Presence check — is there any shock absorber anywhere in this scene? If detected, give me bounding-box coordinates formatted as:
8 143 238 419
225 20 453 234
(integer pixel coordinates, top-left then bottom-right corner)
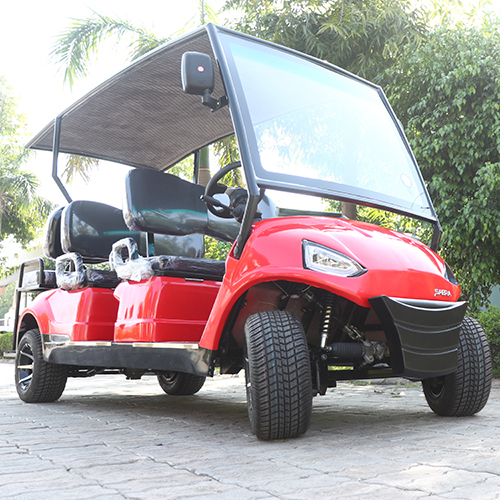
320 293 335 348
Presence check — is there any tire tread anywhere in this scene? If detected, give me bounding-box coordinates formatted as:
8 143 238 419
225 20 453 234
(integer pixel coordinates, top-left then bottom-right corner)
245 310 312 440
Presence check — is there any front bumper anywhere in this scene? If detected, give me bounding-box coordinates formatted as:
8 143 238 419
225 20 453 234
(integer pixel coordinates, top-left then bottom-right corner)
369 296 467 379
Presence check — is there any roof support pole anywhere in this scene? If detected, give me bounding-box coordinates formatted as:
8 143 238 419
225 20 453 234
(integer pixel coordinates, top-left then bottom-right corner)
52 116 72 203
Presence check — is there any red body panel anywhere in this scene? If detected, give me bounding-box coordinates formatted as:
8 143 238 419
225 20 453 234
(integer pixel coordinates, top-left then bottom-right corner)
113 277 221 343
21 288 118 341
199 217 461 351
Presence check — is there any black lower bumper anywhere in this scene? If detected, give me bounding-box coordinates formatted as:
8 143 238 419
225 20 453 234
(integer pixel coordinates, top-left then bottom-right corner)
369 296 467 379
42 335 215 377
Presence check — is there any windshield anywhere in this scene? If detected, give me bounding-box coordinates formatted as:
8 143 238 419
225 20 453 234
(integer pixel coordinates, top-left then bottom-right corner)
218 31 436 223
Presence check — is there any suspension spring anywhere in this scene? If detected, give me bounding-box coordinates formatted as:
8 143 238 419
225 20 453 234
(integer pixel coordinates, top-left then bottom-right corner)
320 293 335 348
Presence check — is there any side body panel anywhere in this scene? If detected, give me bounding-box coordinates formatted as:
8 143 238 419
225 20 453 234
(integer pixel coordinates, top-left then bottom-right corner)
113 277 221 343
19 288 118 341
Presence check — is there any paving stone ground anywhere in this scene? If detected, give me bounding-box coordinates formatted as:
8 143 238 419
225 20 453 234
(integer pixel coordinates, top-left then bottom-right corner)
1 359 499 499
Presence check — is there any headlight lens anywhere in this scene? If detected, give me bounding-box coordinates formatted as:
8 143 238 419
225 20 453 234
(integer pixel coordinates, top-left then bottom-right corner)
303 240 366 277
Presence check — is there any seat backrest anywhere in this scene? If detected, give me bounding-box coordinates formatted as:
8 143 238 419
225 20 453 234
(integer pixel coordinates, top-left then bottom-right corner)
60 200 204 263
43 206 65 259
123 168 240 242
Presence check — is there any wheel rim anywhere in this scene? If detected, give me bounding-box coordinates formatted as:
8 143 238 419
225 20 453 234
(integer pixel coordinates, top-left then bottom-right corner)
426 376 445 399
161 372 178 385
17 343 34 392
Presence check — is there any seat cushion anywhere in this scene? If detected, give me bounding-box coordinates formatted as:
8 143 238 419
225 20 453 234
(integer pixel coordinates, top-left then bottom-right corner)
84 269 122 289
152 256 226 281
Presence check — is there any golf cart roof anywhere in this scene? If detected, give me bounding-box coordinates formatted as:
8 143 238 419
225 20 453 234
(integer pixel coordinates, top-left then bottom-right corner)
27 27 233 170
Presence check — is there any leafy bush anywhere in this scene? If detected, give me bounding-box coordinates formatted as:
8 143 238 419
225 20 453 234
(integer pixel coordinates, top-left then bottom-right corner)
0 332 13 356
204 237 232 261
388 23 500 307
472 307 500 377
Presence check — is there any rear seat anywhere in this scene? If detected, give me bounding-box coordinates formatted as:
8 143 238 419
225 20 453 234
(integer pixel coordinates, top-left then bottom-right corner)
38 169 235 289
61 200 205 262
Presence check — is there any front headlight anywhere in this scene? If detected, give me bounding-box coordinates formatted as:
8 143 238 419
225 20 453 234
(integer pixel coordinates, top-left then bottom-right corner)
303 240 366 277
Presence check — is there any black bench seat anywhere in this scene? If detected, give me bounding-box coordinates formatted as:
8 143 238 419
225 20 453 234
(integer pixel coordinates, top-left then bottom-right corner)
110 237 225 282
152 256 226 281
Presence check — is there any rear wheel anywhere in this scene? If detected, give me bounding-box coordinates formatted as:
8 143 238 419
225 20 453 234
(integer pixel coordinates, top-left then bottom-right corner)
244 310 312 440
422 316 492 416
157 372 205 395
15 329 68 403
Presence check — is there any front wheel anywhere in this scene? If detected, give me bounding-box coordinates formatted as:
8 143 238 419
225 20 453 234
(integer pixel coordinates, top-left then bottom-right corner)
157 372 205 395
244 310 313 440
422 316 492 416
15 329 68 403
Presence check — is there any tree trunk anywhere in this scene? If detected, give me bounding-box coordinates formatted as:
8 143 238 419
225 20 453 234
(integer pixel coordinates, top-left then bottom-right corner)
342 202 357 220
198 146 211 186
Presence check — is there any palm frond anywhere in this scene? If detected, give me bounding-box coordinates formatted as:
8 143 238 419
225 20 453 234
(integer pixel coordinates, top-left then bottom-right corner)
62 155 100 184
50 12 164 87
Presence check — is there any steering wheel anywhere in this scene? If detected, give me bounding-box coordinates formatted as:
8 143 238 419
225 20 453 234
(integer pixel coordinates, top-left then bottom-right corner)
203 161 242 218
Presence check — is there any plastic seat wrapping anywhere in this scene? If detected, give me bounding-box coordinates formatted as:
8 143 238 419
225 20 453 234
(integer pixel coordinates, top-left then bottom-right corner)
56 253 122 290
152 255 226 281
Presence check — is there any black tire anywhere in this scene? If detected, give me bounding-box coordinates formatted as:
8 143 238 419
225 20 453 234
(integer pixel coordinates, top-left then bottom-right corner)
422 316 492 416
15 329 68 403
157 372 206 395
244 310 313 440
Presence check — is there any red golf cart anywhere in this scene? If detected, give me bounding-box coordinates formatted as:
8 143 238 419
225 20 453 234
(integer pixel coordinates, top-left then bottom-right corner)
14 24 491 440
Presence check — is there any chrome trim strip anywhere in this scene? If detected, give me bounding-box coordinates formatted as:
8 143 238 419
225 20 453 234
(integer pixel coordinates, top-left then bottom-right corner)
132 342 199 350
387 297 466 309
44 336 200 350
67 341 113 347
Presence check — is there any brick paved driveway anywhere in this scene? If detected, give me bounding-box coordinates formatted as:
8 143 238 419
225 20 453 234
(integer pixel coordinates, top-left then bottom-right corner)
1 360 499 499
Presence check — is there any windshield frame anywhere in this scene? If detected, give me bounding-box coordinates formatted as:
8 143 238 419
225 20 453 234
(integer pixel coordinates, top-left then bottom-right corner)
211 26 438 228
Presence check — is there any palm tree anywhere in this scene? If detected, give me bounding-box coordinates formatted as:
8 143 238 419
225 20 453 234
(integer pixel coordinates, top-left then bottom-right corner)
0 151 51 242
1 78 53 245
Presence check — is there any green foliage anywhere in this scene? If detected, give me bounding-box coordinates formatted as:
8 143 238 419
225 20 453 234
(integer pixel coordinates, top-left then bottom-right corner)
472 307 500 377
0 331 13 355
323 200 433 243
204 236 232 260
357 207 432 244
0 282 14 318
387 22 500 305
62 155 100 183
169 155 195 181
223 0 428 82
0 78 53 248
51 12 168 87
